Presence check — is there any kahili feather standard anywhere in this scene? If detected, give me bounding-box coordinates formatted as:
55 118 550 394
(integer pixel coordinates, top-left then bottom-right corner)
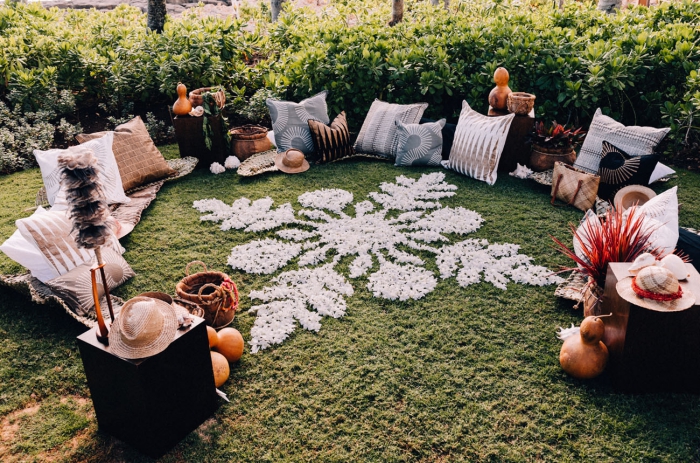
57 147 112 249
57 146 114 342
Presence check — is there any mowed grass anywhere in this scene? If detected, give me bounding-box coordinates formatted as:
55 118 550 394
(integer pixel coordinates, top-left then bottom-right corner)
1 145 700 462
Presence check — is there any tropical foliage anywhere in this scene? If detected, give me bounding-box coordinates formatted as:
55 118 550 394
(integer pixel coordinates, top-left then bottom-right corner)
1 0 700 172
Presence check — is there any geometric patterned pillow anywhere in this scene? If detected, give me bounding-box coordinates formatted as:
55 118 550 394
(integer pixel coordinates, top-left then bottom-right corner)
15 209 122 281
76 116 176 192
45 247 135 317
307 111 354 163
447 100 515 185
597 141 659 201
394 119 445 167
353 99 428 159
33 132 130 207
267 91 329 156
573 108 670 174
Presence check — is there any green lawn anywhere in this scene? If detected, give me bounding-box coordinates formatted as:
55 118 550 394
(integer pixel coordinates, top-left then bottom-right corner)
1 146 700 462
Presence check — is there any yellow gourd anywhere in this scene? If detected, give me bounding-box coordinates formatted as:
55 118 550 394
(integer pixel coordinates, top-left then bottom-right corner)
173 83 193 116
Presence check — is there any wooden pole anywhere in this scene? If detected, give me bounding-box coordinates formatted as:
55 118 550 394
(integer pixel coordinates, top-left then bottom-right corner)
91 247 112 344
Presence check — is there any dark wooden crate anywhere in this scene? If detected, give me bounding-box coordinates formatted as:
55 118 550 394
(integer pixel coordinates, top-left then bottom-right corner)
77 317 219 458
599 263 700 393
488 106 535 173
172 114 227 166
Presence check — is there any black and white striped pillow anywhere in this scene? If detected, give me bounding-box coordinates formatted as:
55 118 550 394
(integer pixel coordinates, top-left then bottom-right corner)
573 108 669 174
308 111 354 163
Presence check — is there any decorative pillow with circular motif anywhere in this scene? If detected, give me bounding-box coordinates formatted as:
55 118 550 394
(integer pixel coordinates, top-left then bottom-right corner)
597 141 659 201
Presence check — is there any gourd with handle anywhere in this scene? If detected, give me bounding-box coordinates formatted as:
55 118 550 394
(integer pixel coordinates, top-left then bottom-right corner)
488 67 512 111
173 82 193 116
559 315 609 379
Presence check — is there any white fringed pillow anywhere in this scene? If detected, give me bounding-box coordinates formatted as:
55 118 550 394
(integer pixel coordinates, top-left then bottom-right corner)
34 132 129 208
447 101 515 185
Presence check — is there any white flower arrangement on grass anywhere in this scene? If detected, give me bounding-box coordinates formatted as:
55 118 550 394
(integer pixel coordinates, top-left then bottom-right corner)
194 172 563 353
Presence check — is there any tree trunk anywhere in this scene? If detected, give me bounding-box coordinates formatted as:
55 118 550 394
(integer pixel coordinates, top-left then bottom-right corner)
389 0 403 26
271 0 285 22
147 0 167 33
597 0 622 13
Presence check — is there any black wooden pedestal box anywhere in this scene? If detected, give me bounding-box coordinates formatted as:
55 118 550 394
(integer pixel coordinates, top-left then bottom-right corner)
77 317 218 458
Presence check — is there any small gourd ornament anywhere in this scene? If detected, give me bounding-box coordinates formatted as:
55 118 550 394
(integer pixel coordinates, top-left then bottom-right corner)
559 315 609 379
488 67 512 111
172 82 193 116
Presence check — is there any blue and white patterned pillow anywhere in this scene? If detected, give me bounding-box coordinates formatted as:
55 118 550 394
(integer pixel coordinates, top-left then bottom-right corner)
394 119 445 167
354 100 428 159
266 91 329 155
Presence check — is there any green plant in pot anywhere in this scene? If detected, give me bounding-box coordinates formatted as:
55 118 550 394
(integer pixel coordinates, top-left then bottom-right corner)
528 121 586 172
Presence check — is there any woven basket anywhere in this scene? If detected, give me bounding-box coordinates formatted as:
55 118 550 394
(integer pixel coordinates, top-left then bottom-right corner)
230 125 272 161
175 261 238 329
188 87 226 109
237 149 279 177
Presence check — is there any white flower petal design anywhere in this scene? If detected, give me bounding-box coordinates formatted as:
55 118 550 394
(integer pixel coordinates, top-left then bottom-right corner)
194 173 563 352
298 189 354 214
227 238 302 275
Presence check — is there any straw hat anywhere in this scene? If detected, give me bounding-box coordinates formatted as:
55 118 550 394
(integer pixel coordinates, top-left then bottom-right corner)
275 149 310 174
614 185 656 211
109 296 178 359
616 265 695 312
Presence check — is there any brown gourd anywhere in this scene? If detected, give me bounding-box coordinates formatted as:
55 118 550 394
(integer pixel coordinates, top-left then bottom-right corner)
488 67 512 111
559 316 609 379
173 82 193 116
211 351 230 387
214 327 244 363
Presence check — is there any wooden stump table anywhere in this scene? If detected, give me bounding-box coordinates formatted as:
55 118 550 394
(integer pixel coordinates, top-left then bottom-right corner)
488 106 535 173
172 113 227 167
597 263 700 393
77 317 219 458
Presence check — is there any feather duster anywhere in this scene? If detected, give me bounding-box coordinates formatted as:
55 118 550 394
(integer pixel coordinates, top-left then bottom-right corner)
57 147 112 250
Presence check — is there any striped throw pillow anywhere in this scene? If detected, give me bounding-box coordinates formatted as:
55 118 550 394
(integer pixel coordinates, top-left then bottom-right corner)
573 108 670 174
447 101 515 185
353 100 428 159
308 111 354 163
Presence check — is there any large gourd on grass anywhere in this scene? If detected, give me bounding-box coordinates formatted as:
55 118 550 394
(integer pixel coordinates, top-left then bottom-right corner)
215 328 244 363
560 316 609 379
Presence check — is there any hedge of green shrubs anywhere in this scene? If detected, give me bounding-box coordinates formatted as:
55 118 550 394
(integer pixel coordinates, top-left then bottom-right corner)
0 0 699 173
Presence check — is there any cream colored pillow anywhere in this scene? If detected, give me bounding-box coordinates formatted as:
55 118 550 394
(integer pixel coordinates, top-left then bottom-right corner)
447 101 515 185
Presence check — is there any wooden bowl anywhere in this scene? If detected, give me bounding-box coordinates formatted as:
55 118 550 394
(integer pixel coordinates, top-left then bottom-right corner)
507 92 536 116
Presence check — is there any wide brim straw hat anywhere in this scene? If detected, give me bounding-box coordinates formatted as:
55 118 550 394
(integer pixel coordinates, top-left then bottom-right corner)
275 148 310 174
109 296 179 359
237 149 279 177
616 266 695 312
614 185 656 211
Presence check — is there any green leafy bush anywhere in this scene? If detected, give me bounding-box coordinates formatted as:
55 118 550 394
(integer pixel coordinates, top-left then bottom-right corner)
0 0 699 173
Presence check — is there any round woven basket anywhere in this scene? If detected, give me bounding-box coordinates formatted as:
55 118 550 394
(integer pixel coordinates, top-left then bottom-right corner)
230 125 272 161
175 261 238 328
188 87 226 109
